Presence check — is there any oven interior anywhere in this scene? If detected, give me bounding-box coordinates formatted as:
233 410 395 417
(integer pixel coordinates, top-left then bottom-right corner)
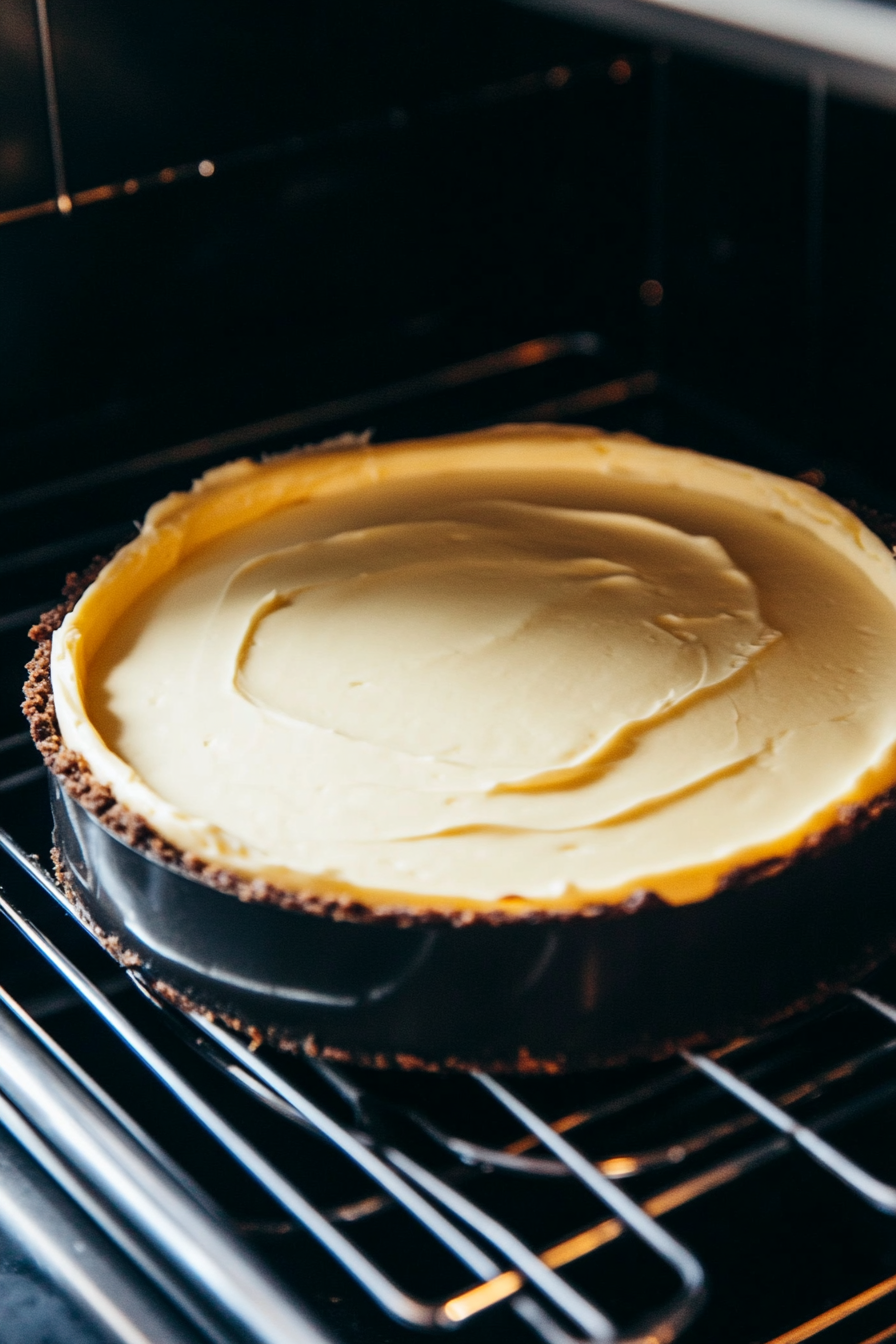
3 2 896 1341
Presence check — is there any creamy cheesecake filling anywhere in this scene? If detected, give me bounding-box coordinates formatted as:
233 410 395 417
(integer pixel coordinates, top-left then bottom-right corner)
51 426 896 911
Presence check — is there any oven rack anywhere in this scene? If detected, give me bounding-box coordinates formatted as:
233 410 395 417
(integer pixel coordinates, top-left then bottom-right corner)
5 850 896 1344
0 37 611 232
2 340 896 1344
7 771 896 1344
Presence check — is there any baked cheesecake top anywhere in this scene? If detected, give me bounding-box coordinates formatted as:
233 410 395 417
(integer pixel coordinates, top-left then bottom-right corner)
51 424 896 914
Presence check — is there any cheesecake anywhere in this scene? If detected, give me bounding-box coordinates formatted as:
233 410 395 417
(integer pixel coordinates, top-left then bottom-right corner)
37 424 896 923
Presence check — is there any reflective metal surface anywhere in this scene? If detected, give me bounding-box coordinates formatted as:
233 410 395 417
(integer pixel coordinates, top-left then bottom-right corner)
50 769 896 1069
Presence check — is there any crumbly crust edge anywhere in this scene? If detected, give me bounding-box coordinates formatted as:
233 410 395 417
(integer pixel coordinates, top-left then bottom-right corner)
48 841 852 1072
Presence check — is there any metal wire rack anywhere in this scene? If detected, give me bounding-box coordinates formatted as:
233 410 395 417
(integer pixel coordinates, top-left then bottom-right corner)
2 339 896 1344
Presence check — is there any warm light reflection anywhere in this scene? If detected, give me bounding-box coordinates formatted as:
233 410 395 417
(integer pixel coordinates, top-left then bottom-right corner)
513 339 551 367
0 199 56 226
504 1106 593 1154
441 1145 764 1323
74 184 116 205
599 1156 639 1177
541 1219 622 1268
640 278 664 306
859 1325 896 1344
762 1274 896 1344
442 1271 523 1323
546 65 571 88
3 57 607 232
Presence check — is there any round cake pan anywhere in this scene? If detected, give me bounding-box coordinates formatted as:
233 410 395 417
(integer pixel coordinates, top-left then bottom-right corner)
49 771 896 1072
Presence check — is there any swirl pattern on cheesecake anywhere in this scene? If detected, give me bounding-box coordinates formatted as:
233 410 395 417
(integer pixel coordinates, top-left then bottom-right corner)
51 426 896 911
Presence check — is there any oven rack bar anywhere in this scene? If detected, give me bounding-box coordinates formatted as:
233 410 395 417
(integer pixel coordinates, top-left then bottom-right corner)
145 968 896 1320
2 333 850 586
4 825 896 1339
32 0 68 215
0 346 879 613
306 1011 896 1190
174 996 709 1339
762 1272 896 1344
4 826 896 1341
0 977 331 1344
0 51 611 231
163 969 896 1326
0 1114 206 1344
0 836 707 1344
0 331 604 518
680 1048 896 1214
0 844 508 1336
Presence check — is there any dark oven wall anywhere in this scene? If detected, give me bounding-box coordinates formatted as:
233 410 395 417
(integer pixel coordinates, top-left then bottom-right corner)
1 0 895 497
0 0 649 490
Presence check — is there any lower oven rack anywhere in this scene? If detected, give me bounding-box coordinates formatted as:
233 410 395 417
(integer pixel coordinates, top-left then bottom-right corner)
1 340 896 1344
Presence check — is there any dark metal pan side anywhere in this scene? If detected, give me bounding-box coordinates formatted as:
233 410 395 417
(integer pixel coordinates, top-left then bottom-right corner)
49 773 896 1072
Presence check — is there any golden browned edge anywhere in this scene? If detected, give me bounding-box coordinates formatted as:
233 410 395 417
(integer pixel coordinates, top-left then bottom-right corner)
22 507 896 931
